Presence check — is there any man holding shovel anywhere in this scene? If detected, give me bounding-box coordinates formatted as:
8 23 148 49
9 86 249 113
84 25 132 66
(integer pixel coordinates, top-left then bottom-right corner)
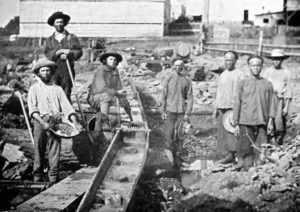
45 11 83 102
28 58 82 184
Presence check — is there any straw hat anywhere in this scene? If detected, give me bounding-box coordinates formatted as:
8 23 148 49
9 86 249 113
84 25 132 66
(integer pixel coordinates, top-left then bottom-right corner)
222 110 235 134
32 58 57 74
47 11 70 26
266 49 289 60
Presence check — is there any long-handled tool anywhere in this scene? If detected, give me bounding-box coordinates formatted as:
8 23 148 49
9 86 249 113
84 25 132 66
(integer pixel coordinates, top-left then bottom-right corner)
66 58 95 145
16 91 34 146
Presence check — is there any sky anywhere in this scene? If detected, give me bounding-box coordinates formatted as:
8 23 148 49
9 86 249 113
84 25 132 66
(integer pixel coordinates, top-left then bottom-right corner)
0 0 19 27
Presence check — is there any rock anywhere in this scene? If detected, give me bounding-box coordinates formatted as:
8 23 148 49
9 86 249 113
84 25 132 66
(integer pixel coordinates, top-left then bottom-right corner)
260 191 280 202
2 143 27 162
119 176 129 183
123 146 138 154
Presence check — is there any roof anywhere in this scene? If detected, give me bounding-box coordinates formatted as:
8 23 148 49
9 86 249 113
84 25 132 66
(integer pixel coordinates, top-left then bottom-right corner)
255 11 283 16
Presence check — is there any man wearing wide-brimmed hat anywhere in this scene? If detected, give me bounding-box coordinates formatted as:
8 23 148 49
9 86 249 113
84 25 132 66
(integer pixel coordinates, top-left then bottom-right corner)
28 58 82 184
87 51 129 131
44 11 83 102
262 49 292 145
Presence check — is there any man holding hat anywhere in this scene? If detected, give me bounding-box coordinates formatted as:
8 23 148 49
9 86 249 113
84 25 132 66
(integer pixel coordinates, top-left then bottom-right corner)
262 49 292 145
233 55 275 170
214 50 245 164
28 58 82 184
88 51 129 131
45 11 83 102
161 59 194 168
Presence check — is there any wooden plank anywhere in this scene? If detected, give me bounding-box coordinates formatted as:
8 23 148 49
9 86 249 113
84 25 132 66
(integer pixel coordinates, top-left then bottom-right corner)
17 167 98 211
76 130 122 212
206 42 300 49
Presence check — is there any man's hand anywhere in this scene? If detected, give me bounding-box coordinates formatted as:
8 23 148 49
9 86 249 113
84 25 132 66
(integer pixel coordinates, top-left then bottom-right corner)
41 121 50 131
267 122 274 135
161 112 167 120
234 125 240 137
74 122 83 132
282 106 288 117
213 108 219 119
60 54 68 60
183 114 190 122
117 89 127 96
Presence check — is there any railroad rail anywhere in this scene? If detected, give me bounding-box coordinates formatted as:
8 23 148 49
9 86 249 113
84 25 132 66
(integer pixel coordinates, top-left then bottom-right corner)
17 79 150 211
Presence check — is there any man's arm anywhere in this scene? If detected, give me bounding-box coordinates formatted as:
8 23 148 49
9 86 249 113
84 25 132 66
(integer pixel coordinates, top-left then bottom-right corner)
233 80 243 126
69 35 83 61
184 80 194 120
44 37 60 61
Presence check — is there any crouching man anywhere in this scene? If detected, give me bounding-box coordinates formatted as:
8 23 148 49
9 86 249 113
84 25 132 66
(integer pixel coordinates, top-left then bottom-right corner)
88 51 130 131
233 56 275 170
28 58 82 183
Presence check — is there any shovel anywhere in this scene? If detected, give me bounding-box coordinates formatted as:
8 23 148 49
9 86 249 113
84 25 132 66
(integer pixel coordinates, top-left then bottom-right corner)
66 58 95 145
16 91 34 146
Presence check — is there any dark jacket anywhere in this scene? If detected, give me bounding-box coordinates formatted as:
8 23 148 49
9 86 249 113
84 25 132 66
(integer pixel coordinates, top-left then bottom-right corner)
44 30 82 75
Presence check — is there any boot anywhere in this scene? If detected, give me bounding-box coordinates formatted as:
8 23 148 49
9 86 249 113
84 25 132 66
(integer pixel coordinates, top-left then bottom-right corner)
230 155 243 171
216 152 235 164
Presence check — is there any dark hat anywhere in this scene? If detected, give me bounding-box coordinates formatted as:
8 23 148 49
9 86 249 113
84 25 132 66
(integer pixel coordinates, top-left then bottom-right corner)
32 58 57 74
99 51 123 64
266 49 289 60
47 11 70 26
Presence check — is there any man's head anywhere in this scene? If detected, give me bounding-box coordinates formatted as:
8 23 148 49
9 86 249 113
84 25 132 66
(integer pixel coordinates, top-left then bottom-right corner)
224 50 238 71
173 59 185 75
32 58 57 83
47 12 70 32
248 55 264 77
99 52 123 67
267 49 289 69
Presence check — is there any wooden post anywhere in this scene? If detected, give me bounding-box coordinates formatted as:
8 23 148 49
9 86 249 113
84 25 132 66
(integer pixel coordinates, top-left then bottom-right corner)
258 30 264 56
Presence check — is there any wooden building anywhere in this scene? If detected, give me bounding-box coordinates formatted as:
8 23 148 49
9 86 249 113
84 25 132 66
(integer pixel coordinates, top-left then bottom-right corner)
19 0 171 38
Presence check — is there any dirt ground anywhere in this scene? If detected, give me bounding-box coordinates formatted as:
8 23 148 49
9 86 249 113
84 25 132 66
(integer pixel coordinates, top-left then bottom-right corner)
1 36 300 211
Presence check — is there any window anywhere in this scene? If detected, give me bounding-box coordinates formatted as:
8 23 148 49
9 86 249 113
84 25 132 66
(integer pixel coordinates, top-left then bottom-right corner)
263 18 269 23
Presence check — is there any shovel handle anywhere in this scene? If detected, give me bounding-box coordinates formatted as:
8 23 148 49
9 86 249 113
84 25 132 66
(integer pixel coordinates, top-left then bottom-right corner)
16 91 35 146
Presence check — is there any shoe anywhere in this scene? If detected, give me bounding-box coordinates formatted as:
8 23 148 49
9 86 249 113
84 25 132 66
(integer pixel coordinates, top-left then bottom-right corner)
164 149 174 165
216 153 234 164
230 156 243 171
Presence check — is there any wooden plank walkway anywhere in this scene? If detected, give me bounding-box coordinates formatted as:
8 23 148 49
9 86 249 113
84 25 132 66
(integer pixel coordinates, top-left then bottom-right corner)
17 167 97 211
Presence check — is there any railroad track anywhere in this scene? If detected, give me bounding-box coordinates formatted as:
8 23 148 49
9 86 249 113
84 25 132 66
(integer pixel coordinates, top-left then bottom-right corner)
17 79 150 211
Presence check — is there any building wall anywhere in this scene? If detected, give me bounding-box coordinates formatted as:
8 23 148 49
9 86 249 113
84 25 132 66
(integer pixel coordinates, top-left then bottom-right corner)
254 13 284 26
20 0 169 37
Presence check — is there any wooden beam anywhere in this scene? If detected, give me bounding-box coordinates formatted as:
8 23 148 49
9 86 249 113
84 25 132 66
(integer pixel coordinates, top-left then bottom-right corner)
76 130 122 212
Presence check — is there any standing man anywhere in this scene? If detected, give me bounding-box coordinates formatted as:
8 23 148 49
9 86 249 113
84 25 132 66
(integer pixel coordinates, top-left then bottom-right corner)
45 11 83 102
87 51 129 132
233 56 275 170
161 59 194 168
28 58 82 184
214 51 244 164
262 49 292 145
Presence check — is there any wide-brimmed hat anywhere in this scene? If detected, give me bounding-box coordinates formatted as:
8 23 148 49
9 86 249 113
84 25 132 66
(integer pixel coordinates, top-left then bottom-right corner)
99 51 123 64
266 49 289 60
222 110 235 134
32 58 57 74
47 11 70 26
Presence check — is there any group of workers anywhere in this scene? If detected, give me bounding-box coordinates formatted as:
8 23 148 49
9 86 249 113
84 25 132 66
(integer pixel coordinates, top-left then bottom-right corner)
25 11 292 185
215 49 292 170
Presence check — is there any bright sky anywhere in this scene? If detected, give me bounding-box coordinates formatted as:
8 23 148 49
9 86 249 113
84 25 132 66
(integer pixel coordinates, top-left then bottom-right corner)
0 0 19 27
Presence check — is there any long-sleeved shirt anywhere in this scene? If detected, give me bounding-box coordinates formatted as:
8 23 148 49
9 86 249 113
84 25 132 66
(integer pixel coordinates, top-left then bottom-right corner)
28 81 75 120
89 65 122 96
233 77 275 126
44 30 82 75
262 66 292 99
161 71 193 115
215 69 245 109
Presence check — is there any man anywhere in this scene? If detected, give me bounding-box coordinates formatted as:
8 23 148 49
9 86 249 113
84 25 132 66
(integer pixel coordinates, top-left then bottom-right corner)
262 49 292 145
214 51 244 164
28 58 82 183
161 59 193 168
233 55 275 170
45 11 83 102
88 51 129 131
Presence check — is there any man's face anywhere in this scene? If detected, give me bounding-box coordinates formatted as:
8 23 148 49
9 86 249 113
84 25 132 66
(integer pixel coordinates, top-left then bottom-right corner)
54 18 65 33
224 52 236 71
106 56 117 67
38 67 52 83
173 60 184 74
248 58 263 77
272 58 283 69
